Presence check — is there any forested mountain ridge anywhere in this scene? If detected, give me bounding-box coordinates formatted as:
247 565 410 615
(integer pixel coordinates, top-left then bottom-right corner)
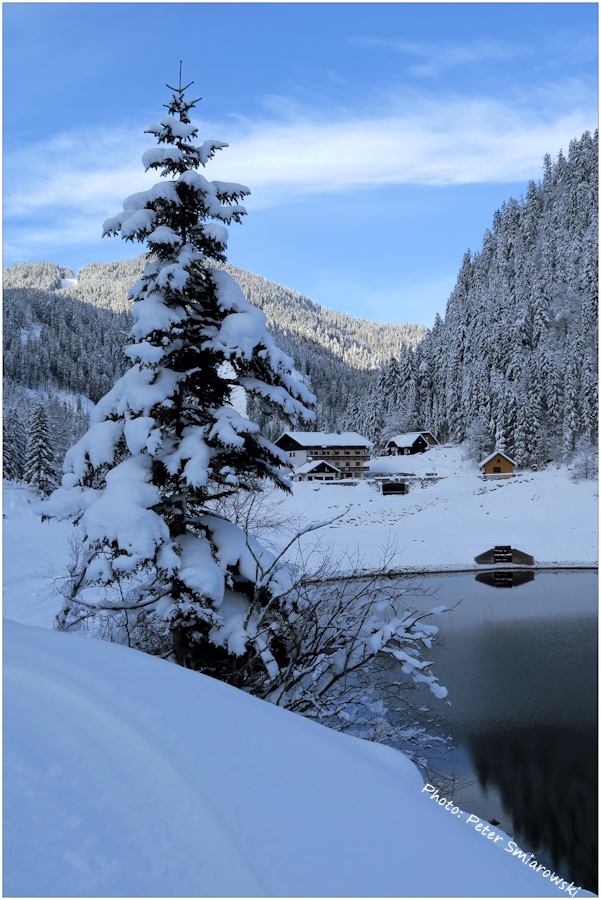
3 256 427 442
213 263 427 369
3 255 426 367
345 130 598 467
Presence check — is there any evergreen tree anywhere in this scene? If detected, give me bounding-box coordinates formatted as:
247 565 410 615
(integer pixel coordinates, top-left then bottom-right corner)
562 335 580 462
24 401 58 495
47 73 316 680
3 408 26 482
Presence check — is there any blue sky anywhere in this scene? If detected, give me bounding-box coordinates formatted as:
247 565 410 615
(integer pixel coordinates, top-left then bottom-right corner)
3 3 598 326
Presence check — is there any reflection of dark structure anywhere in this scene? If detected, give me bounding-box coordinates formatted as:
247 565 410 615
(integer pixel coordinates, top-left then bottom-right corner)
468 727 597 893
475 570 535 588
475 546 535 565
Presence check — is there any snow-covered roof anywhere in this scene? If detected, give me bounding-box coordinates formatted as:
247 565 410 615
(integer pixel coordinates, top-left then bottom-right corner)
295 460 341 475
386 433 428 448
479 450 516 468
279 432 372 448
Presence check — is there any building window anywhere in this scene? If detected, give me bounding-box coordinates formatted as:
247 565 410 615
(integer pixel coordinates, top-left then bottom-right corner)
493 466 501 473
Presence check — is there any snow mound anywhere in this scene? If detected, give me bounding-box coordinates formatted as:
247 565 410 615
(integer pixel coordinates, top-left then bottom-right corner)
368 445 477 477
4 620 581 897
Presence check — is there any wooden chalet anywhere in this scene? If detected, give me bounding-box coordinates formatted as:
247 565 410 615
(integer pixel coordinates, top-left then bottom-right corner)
480 451 516 477
275 432 372 480
385 433 429 456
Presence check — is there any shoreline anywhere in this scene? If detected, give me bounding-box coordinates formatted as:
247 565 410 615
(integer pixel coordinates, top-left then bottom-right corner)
305 561 598 583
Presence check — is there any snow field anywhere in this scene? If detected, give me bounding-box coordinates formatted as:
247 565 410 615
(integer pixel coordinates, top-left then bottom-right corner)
276 460 597 574
2 486 74 628
6 618 591 897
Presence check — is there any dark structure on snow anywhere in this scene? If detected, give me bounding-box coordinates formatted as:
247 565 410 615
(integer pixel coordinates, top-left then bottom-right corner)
475 546 535 566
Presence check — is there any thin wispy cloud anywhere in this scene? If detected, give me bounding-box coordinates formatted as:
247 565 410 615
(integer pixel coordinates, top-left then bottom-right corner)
4 89 597 260
350 37 528 76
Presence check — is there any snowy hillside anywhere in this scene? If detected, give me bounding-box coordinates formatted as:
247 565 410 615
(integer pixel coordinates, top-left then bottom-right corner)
4 614 588 896
352 131 598 466
273 463 598 575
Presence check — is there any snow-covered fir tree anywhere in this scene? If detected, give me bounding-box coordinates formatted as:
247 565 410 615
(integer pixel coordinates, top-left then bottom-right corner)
24 401 59 495
41 78 451 746
47 74 318 678
3 407 26 482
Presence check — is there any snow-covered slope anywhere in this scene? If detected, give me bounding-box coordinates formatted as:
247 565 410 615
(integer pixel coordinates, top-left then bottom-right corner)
2 485 74 627
5 617 586 898
276 465 598 573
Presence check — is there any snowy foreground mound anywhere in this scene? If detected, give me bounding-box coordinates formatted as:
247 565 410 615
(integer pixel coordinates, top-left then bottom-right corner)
4 621 586 898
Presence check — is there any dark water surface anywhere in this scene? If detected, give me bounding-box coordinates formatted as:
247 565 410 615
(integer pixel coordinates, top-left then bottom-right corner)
393 570 598 894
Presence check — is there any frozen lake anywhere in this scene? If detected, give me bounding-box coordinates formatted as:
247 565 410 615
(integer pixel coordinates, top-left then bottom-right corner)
388 570 598 894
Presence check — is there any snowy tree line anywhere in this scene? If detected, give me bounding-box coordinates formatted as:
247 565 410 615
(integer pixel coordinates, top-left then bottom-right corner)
344 131 598 466
3 282 125 492
3 380 90 491
3 261 74 292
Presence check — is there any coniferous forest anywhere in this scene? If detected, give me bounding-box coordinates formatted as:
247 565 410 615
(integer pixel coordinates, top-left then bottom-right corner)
347 131 598 465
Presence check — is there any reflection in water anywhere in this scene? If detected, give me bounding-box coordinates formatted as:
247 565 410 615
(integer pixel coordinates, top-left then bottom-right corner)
475 570 535 588
384 570 597 894
469 727 598 893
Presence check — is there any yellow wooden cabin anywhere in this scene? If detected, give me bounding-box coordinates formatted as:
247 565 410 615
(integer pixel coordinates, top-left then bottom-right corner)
480 450 516 476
